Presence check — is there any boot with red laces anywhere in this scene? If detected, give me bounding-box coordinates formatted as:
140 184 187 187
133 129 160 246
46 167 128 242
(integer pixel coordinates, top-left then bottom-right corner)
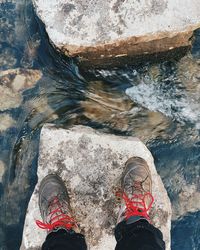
36 174 77 232
116 157 154 224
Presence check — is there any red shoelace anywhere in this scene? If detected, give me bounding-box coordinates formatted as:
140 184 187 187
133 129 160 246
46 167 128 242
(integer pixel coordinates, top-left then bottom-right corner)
116 190 154 221
36 197 76 231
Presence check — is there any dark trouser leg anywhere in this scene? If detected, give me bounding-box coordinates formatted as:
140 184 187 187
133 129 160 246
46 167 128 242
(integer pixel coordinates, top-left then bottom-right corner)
115 219 165 250
42 229 87 250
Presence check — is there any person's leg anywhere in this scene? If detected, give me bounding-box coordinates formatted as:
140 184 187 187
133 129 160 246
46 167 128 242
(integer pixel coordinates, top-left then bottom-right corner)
115 219 165 250
35 174 87 250
115 157 165 250
42 229 87 250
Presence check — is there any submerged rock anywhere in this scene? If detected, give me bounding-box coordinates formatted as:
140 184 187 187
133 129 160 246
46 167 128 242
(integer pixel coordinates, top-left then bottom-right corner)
0 68 42 92
0 47 17 69
0 85 22 111
171 173 200 220
33 0 200 67
81 80 171 139
0 68 42 111
0 113 16 132
81 80 134 131
0 160 5 183
178 54 200 93
21 125 171 250
27 96 58 129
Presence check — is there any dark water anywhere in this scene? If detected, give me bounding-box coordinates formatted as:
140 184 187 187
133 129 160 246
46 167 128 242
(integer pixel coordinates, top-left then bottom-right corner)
0 1 200 249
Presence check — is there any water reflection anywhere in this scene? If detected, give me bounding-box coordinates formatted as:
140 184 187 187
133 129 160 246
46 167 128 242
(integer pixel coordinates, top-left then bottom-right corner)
0 0 200 249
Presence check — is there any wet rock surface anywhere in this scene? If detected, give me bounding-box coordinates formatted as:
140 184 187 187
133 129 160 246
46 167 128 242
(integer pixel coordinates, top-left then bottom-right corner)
33 0 200 67
21 125 171 250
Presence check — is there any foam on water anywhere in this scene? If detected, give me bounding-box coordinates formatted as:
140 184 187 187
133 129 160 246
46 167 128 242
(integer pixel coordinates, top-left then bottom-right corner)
126 79 200 128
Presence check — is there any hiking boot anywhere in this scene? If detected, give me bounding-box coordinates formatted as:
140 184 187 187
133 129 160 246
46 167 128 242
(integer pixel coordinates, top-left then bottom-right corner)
116 157 154 224
36 174 77 232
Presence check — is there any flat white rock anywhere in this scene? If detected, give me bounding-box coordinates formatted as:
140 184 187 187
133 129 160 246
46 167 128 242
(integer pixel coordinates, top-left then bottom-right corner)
32 0 200 67
21 125 171 250
33 0 200 46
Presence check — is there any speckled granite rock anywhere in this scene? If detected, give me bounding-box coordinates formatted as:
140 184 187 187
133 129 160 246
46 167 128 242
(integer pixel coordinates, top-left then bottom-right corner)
33 0 200 67
21 125 171 250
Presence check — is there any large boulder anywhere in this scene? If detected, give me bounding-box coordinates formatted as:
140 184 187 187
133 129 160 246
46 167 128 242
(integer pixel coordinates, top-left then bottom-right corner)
20 125 171 250
33 0 200 67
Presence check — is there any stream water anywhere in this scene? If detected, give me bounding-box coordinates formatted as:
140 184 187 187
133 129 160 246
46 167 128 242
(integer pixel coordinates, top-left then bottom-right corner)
0 1 200 249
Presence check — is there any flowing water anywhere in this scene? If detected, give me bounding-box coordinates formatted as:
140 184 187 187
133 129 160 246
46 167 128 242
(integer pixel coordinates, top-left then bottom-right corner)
0 1 200 249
